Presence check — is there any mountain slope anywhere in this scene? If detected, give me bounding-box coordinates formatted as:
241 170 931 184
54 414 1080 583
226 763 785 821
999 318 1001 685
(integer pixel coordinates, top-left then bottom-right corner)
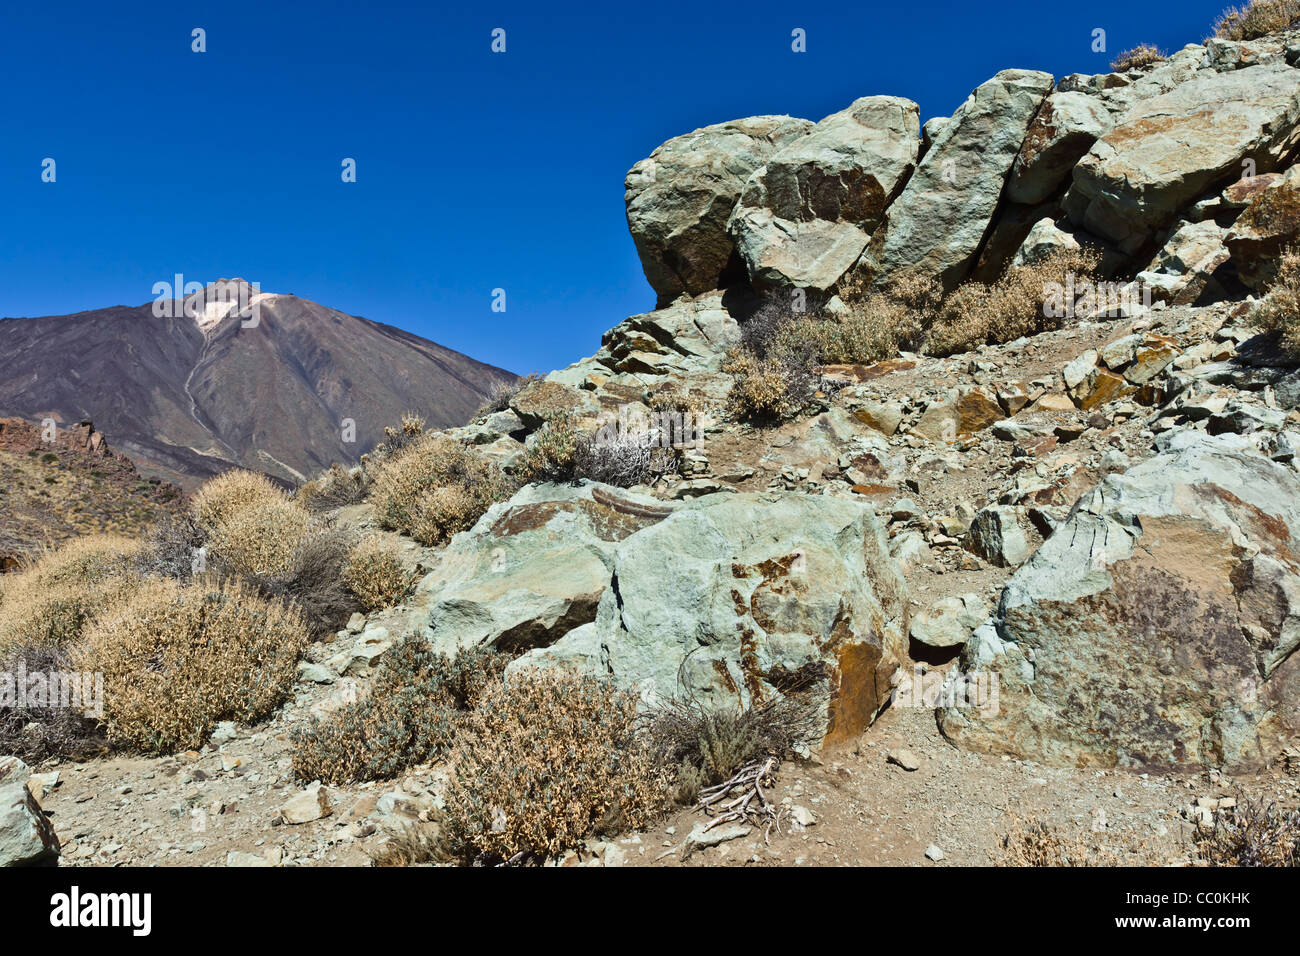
0 280 515 486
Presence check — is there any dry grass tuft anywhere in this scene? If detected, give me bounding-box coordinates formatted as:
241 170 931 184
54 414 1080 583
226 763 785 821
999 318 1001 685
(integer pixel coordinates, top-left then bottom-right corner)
206 496 311 577
290 639 504 785
924 247 1101 356
190 470 287 535
1194 800 1300 866
441 670 669 864
370 432 510 546
1259 245 1300 354
343 536 412 611
370 822 449 866
75 576 307 753
1214 0 1300 39
643 687 823 804
1110 44 1166 71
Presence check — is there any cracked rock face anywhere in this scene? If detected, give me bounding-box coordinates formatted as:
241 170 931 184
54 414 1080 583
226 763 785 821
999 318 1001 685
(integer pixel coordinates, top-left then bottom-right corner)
625 116 814 303
512 492 909 747
940 433 1300 772
727 96 919 294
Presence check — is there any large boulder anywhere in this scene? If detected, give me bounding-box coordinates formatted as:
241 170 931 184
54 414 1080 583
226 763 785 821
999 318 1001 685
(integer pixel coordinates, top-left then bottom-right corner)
0 757 59 867
1006 90 1113 205
513 492 909 747
625 116 813 302
727 96 919 293
1065 62 1300 255
856 70 1054 291
1225 163 1300 290
940 433 1300 771
418 482 674 656
1134 219 1232 304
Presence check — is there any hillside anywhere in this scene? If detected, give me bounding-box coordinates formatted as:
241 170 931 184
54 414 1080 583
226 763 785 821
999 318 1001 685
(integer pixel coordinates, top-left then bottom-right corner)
0 280 516 488
8 8 1300 877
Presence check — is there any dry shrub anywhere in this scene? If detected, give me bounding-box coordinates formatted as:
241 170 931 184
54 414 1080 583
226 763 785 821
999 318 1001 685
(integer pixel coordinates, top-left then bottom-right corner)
298 464 368 513
343 537 412 611
644 683 822 804
1259 244 1300 354
370 822 448 867
1194 801 1300 866
925 247 1101 356
368 412 428 463
725 276 941 424
997 817 1142 866
476 373 540 417
518 415 579 483
0 535 143 653
291 640 504 784
254 520 359 638
1215 0 1300 39
191 469 286 535
571 430 657 487
370 432 510 545
441 670 669 864
134 514 206 580
1110 44 1166 71
722 348 816 424
75 576 307 752
207 496 311 577
0 641 108 762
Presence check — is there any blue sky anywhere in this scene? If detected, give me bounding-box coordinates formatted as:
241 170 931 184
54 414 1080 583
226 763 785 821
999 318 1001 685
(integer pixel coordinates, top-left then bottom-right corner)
0 0 1227 375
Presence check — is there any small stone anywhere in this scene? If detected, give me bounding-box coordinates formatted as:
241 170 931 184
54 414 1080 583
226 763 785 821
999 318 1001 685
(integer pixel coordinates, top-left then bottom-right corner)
887 748 922 772
925 844 944 862
790 806 817 827
280 783 332 825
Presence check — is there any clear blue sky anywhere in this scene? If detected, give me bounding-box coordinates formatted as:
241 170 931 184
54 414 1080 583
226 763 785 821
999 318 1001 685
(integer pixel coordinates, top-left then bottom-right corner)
0 0 1226 375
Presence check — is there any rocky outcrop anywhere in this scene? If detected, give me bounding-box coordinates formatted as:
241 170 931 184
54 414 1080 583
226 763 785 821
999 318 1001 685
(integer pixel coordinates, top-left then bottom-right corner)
940 434 1300 771
1134 219 1232 304
512 492 909 746
1225 163 1300 289
1065 62 1300 255
727 96 919 293
856 70 1054 291
1007 91 1112 205
0 757 60 867
548 291 744 392
419 482 672 655
625 117 813 302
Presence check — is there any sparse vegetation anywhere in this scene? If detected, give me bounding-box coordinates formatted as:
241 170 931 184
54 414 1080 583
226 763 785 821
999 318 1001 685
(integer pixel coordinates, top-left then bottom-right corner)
1259 244 1300 354
476 373 540 417
441 670 668 864
298 463 369 513
343 536 412 611
290 639 505 785
1214 0 1300 39
75 576 307 753
370 432 510 545
924 248 1102 356
1110 44 1166 71
644 684 822 804
1194 800 1300 866
996 817 1132 866
0 641 108 761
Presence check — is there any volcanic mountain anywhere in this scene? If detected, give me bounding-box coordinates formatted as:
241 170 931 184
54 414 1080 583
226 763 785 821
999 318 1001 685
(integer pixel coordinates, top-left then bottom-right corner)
0 280 515 487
